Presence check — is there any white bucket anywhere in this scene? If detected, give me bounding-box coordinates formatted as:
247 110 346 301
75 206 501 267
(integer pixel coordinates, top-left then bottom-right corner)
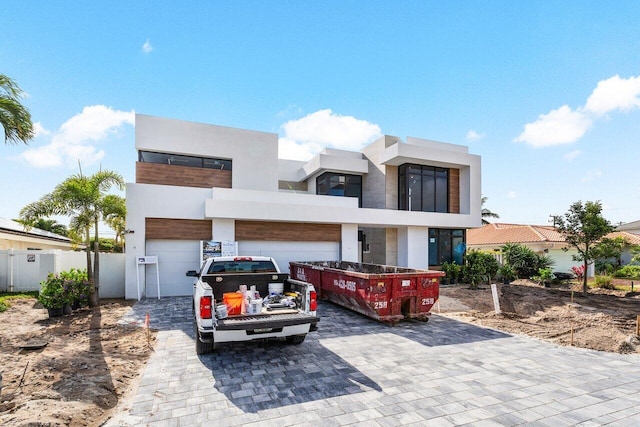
268 283 284 295
250 298 263 314
216 303 228 319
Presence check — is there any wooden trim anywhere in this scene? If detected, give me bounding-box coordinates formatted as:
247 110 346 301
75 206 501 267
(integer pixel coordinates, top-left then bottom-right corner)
449 168 460 214
236 221 341 242
146 218 212 240
136 162 231 189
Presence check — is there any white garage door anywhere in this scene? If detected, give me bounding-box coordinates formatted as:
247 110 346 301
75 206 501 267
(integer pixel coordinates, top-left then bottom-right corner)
145 240 201 297
238 241 340 274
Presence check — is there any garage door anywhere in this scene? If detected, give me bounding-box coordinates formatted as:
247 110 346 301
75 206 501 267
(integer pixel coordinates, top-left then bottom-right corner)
144 240 201 297
238 241 340 274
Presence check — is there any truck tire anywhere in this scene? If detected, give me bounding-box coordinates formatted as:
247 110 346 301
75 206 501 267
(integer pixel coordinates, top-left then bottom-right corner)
194 322 214 355
286 334 306 345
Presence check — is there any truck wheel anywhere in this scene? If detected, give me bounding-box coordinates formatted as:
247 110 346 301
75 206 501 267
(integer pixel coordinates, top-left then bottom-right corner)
286 334 306 345
194 322 214 355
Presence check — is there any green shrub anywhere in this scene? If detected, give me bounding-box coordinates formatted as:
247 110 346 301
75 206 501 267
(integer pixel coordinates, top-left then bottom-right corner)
500 243 554 279
498 264 516 283
462 250 500 289
38 268 90 309
613 265 640 279
532 268 555 287
441 261 461 284
0 301 8 313
594 275 615 290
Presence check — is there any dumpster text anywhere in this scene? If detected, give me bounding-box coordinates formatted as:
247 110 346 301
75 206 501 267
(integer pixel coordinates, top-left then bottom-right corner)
333 279 356 292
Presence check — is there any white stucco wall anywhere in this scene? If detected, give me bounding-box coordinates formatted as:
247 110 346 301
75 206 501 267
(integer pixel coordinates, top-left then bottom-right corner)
136 114 279 192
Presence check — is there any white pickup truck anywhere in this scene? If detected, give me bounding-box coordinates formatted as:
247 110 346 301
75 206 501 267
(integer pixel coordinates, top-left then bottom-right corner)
187 256 319 354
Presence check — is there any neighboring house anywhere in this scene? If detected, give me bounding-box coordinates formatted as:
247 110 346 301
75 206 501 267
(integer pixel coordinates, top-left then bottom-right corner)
0 217 76 251
125 114 482 299
617 220 640 235
467 223 640 276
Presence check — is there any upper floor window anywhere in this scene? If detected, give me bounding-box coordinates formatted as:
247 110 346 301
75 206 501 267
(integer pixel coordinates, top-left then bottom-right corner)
139 151 232 171
398 164 448 212
316 172 362 207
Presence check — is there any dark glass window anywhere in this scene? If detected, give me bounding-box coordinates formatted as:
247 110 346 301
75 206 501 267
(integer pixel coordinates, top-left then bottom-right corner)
429 229 466 266
139 151 232 171
316 172 362 207
398 164 448 213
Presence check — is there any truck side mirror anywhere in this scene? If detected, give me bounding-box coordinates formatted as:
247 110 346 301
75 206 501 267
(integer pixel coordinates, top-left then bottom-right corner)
186 270 198 277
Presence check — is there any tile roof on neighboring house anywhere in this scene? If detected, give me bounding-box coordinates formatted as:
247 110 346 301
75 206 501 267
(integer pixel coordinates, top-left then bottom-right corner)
0 217 71 243
468 223 565 245
607 231 640 246
468 223 640 246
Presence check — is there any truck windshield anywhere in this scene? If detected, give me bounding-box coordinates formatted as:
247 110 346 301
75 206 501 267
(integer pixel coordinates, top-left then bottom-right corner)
207 260 278 274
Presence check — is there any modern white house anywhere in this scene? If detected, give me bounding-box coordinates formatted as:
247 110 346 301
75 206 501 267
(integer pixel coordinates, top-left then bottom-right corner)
125 114 482 299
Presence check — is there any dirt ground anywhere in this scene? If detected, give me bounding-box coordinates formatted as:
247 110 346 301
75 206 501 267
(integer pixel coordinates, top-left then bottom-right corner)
1 282 639 426
0 298 156 427
438 279 640 354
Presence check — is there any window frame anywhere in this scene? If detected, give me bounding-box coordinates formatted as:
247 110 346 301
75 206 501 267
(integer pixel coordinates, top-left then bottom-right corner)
316 172 362 207
398 163 449 213
139 151 232 171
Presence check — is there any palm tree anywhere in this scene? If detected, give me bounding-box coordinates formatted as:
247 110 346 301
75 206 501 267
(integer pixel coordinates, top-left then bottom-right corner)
102 194 126 252
20 169 125 306
0 74 34 144
15 217 68 236
481 196 500 225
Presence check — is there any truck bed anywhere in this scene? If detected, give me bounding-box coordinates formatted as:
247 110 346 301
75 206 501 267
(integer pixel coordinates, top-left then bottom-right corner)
216 311 319 331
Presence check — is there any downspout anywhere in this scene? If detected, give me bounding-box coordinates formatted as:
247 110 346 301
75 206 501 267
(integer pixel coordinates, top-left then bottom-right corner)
9 249 15 292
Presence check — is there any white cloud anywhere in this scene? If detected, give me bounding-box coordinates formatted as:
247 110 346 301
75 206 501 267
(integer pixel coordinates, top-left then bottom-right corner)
21 105 134 168
32 122 50 137
563 150 582 162
584 75 640 116
514 105 592 147
465 130 484 142
507 191 517 199
515 74 640 148
581 169 602 182
142 39 153 53
279 109 382 160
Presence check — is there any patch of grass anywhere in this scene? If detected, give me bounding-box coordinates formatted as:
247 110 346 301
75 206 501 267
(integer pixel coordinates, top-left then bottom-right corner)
0 291 39 312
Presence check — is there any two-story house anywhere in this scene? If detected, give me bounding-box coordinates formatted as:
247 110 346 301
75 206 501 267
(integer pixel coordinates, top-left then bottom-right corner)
125 114 482 299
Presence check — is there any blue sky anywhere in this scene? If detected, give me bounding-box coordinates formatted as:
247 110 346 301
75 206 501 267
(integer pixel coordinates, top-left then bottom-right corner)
2 1 639 235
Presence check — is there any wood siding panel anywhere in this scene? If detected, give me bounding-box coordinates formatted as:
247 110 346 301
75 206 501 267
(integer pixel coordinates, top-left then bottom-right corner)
136 162 231 189
449 168 460 214
236 221 341 242
146 218 212 240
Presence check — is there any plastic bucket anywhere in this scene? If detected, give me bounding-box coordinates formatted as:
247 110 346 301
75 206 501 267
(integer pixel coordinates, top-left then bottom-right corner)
216 303 228 319
268 283 284 295
223 292 243 315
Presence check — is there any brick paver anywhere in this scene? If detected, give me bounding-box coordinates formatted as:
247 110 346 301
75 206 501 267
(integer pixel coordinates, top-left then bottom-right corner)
107 297 640 426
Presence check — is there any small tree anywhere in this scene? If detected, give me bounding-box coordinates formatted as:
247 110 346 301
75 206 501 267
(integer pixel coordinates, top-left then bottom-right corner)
462 250 500 289
556 201 614 294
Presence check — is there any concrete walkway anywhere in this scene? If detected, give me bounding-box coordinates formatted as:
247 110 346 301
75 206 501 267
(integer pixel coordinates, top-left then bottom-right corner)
106 297 640 426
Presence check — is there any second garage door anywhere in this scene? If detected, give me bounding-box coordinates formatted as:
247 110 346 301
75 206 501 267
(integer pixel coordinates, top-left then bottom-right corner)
238 241 340 274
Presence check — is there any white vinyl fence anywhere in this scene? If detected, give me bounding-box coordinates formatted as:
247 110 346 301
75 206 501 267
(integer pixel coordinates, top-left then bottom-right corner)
0 249 125 298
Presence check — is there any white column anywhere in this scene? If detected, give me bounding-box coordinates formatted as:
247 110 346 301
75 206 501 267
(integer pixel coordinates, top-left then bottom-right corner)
341 223 359 262
211 219 236 242
397 226 429 269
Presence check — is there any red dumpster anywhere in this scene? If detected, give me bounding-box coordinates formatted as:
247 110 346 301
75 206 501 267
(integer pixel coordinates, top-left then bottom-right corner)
290 261 443 324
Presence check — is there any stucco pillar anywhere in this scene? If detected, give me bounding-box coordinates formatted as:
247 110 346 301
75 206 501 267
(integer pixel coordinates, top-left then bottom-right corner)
341 223 358 262
397 226 429 269
211 219 236 243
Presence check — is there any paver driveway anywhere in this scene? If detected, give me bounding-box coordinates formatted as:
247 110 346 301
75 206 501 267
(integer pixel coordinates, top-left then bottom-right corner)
107 297 640 426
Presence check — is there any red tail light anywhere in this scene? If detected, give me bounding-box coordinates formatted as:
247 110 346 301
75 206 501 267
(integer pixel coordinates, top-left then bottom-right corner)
309 290 317 311
200 296 212 319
